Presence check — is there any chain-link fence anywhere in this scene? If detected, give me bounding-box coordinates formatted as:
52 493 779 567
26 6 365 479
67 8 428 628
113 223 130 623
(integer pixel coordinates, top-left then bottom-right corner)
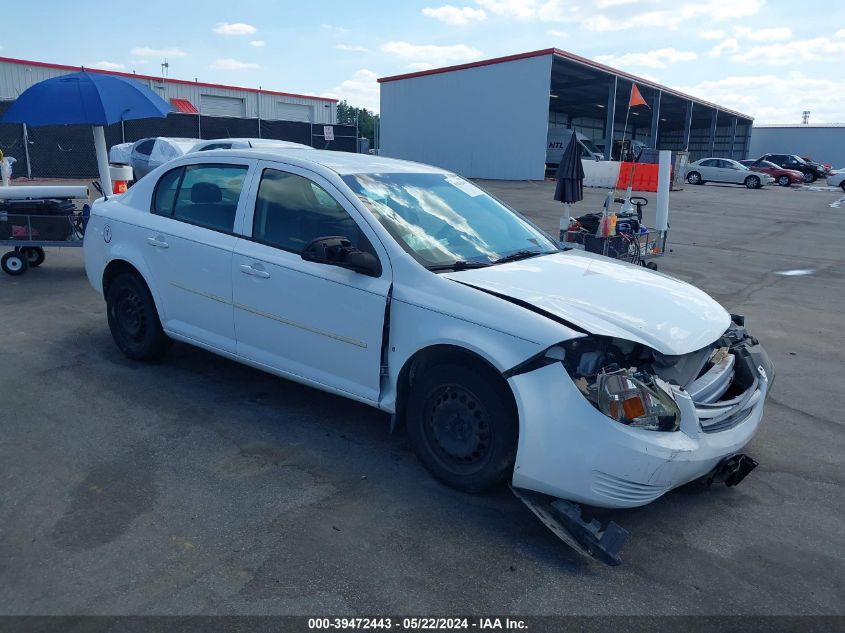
0 103 358 180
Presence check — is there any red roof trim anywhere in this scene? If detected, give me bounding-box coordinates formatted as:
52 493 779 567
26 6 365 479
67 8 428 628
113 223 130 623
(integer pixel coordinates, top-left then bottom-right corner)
170 97 198 114
0 56 337 103
378 47 752 121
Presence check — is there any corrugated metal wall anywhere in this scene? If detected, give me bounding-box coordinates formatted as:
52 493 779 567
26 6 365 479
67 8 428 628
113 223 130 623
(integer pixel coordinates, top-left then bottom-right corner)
380 54 553 180
749 126 845 167
0 60 336 124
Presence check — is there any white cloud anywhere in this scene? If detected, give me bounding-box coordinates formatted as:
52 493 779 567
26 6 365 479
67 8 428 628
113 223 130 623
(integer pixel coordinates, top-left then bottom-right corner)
407 62 437 71
130 46 187 58
734 26 792 41
475 0 537 20
677 73 845 123
90 61 125 70
212 22 257 36
730 37 845 64
582 0 766 31
320 23 349 34
548 29 567 37
595 47 696 69
708 38 740 57
336 44 369 52
324 69 379 112
423 5 487 25
835 29 845 38
209 58 259 70
381 41 483 66
249 40 265 47
700 29 726 40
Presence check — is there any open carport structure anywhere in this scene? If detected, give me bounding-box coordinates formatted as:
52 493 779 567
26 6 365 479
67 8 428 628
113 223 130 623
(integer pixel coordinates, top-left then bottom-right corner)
379 48 753 180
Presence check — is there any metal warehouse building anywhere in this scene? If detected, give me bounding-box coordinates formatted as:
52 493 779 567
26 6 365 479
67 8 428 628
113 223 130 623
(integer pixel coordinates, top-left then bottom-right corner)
378 48 754 180
0 56 337 124
748 124 845 168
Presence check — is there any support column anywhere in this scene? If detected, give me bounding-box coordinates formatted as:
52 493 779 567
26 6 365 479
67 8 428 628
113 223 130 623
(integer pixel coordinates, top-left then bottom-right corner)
729 117 738 159
744 123 752 160
683 101 693 151
709 109 719 156
649 89 662 149
603 76 617 161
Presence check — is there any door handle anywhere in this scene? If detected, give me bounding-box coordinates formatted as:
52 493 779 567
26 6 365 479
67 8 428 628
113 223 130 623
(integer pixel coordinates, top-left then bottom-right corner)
240 263 270 279
146 236 169 249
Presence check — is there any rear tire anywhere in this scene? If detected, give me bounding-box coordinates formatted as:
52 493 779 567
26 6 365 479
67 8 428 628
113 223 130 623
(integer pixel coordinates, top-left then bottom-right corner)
840 181 845 193
106 273 172 361
777 175 790 187
406 362 518 493
686 171 702 185
745 175 761 189
1 250 28 276
20 247 45 267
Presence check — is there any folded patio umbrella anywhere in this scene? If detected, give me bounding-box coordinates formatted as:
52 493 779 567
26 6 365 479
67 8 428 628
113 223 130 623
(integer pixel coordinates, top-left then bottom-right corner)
2 71 172 194
553 134 585 239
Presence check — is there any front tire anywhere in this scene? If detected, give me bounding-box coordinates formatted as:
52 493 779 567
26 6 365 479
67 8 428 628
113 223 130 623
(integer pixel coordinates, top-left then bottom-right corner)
777 175 790 187
686 171 702 185
106 273 171 361
803 172 816 183
745 175 761 189
406 363 518 493
840 181 845 193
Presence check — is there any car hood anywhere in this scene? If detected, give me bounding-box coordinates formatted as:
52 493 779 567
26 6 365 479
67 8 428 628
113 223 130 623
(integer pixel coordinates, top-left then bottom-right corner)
443 250 731 356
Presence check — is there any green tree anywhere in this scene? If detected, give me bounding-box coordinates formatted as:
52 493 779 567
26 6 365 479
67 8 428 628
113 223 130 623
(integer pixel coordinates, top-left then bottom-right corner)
336 100 379 146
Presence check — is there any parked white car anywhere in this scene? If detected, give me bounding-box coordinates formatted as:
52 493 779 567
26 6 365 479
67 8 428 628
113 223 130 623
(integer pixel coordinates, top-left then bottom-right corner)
826 169 845 192
686 158 775 189
83 149 773 564
129 137 200 179
189 138 312 153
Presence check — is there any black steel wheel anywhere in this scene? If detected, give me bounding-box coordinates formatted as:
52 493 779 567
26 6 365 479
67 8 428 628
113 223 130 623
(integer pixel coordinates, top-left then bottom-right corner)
777 175 791 187
1 250 28 276
803 171 815 183
406 363 517 493
20 247 45 267
106 273 171 361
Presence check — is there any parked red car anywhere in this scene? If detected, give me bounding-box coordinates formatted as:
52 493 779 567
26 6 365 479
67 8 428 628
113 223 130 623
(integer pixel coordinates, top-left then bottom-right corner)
740 159 804 187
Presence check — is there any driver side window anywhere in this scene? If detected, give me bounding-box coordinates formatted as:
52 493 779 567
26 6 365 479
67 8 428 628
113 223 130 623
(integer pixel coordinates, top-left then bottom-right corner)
252 168 367 254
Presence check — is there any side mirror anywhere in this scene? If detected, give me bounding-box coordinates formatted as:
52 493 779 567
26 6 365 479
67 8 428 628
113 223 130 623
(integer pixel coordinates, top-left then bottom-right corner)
301 236 382 277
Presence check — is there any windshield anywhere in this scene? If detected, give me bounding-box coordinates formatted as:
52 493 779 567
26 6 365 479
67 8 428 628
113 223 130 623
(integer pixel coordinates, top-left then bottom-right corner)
581 138 602 156
342 172 558 269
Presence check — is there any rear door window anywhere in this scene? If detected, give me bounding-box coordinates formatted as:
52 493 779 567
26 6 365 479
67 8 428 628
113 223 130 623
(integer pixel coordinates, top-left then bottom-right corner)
151 163 249 233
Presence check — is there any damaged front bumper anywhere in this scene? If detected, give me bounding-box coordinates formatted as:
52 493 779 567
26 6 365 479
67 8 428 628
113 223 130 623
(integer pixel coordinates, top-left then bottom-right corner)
507 328 773 510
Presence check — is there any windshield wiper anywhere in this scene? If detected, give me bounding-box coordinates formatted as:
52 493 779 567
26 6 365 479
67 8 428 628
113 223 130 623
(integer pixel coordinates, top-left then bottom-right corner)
491 250 552 265
427 260 492 272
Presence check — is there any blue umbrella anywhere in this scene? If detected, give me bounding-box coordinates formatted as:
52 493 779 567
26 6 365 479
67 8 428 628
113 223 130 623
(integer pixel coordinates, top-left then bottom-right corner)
2 71 172 193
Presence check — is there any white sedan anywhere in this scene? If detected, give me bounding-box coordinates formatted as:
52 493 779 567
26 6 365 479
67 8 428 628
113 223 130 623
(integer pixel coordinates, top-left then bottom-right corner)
83 148 773 564
686 158 775 189
826 169 845 192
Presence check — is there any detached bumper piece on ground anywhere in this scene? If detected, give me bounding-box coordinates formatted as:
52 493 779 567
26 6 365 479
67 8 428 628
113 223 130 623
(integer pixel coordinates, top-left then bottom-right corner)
512 452 757 566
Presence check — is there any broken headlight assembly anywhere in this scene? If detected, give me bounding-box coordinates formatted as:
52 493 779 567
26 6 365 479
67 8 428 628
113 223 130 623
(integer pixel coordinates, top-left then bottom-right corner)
505 335 682 432
594 370 680 432
561 336 682 432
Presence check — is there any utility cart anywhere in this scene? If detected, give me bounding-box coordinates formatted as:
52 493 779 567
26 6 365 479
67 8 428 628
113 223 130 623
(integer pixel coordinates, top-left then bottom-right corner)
560 196 668 270
0 185 89 276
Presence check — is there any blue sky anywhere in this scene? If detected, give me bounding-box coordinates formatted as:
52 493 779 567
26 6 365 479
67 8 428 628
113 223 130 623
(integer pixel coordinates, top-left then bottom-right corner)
3 0 844 122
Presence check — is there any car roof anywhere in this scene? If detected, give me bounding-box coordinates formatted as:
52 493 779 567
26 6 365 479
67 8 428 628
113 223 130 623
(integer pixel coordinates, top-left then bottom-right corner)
189 148 450 176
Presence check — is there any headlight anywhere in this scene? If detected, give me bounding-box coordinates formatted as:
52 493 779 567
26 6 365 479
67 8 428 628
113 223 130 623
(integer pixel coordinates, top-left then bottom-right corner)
595 370 680 432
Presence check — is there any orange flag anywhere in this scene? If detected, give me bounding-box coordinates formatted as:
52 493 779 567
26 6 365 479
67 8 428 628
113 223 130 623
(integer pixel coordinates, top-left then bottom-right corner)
629 83 648 108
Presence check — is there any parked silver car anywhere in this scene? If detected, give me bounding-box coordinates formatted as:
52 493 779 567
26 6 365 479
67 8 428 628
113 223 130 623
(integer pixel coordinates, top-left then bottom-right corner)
686 158 775 189
130 137 200 179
